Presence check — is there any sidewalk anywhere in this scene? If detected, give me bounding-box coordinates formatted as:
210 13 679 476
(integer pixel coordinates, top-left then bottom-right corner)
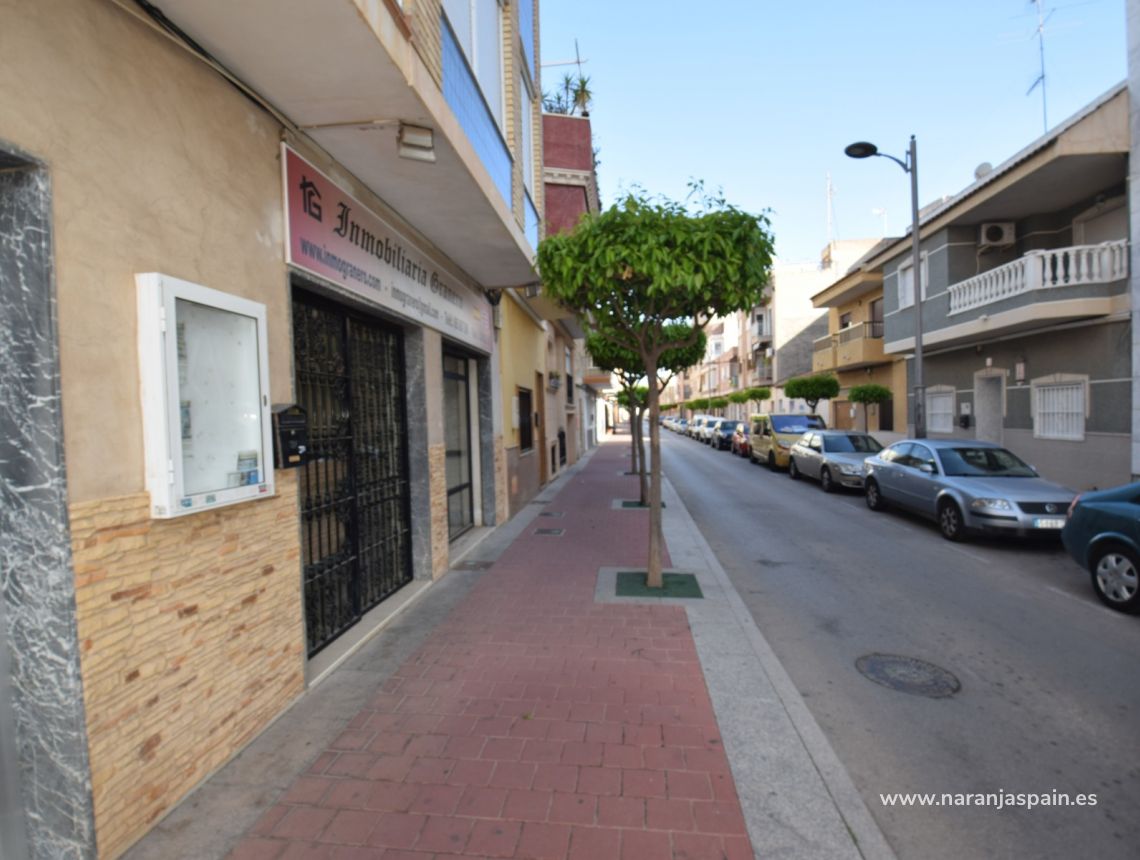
125 440 892 860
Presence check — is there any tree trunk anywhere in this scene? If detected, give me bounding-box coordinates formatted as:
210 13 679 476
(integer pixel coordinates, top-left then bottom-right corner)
863 403 869 432
645 356 664 589
637 403 648 506
628 402 637 472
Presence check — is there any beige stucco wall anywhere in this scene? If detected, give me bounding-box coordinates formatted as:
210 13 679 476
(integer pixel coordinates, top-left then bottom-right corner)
498 295 546 446
2 0 292 504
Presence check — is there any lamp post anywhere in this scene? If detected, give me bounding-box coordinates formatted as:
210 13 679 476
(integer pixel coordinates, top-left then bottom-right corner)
845 136 925 438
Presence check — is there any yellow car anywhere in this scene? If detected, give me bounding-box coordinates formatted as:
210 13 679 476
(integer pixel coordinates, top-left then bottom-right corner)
749 413 827 470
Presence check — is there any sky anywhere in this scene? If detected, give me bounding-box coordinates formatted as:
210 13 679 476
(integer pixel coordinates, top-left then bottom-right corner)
539 0 1127 262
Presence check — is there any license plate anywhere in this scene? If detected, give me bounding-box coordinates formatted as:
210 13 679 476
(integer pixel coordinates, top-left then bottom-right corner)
1034 517 1066 529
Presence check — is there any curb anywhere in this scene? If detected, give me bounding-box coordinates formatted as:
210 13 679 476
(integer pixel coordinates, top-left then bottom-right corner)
659 473 897 860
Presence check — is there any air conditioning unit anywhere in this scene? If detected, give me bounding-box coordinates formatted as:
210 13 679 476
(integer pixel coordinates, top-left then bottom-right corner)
979 222 1015 249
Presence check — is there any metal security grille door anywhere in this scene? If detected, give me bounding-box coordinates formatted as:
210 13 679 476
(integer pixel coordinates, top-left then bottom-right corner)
293 293 413 656
443 352 474 539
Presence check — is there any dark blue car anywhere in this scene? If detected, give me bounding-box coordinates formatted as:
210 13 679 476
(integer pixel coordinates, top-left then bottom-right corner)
1061 482 1140 613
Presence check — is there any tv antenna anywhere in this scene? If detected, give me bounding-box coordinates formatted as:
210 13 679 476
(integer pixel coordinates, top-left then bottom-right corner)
1026 0 1054 133
541 39 587 76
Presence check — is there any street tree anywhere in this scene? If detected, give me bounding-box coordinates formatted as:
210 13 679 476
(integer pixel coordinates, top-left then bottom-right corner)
538 188 774 587
849 383 892 432
784 374 840 414
587 326 706 505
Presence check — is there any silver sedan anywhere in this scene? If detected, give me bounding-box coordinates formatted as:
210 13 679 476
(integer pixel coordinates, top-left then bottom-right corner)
788 430 883 492
863 439 1075 541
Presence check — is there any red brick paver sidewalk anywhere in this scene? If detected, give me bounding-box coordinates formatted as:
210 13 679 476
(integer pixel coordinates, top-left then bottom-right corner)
231 442 752 860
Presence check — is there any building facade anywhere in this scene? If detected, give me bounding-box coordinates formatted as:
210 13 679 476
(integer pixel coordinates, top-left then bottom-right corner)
0 1 547 857
873 84 1130 490
811 239 909 434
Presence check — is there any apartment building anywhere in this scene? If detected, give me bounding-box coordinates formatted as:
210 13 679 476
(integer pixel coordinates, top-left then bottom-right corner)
0 1 550 856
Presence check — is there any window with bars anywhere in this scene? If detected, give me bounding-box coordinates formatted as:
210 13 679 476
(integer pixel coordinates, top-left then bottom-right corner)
1033 381 1085 440
925 388 955 434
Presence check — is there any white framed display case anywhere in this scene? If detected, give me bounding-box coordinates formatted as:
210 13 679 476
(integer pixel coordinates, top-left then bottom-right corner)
137 273 275 518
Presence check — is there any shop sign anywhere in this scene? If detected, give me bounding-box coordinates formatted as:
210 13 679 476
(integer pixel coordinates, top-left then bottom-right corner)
282 145 493 354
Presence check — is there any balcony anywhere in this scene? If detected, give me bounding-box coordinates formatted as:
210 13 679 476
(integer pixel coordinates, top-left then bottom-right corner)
750 319 772 343
155 0 536 288
812 334 836 373
834 321 885 369
948 240 1127 316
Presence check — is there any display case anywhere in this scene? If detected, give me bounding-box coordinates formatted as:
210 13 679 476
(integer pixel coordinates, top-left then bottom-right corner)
137 273 274 518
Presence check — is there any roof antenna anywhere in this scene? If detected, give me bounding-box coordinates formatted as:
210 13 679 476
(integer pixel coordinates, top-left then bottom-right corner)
1027 0 1053 133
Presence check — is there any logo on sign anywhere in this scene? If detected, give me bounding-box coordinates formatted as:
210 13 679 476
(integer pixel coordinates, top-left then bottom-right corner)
300 176 322 221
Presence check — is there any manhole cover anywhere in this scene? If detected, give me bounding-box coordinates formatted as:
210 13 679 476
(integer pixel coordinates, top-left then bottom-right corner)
855 654 961 698
538 511 565 518
534 528 564 536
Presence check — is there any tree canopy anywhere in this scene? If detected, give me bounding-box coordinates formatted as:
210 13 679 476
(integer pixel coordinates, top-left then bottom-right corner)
784 374 840 413
539 188 775 588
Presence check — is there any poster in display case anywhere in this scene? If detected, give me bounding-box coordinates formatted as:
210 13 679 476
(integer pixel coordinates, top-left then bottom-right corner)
137 273 275 518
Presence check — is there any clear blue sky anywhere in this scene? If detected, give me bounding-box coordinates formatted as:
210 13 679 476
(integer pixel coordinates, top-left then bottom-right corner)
539 1 1127 262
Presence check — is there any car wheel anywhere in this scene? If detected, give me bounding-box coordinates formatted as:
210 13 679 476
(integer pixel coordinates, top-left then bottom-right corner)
865 479 885 511
767 452 776 471
938 499 966 542
1089 543 1140 613
788 459 800 480
820 467 835 493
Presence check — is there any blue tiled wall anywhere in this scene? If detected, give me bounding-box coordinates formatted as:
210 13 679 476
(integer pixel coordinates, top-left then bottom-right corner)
524 191 540 250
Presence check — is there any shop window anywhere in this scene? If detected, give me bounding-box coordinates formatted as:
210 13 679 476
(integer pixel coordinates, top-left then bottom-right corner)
137 273 273 517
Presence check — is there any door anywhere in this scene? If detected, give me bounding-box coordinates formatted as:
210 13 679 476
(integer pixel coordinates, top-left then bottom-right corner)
898 443 940 514
443 352 474 539
875 442 913 500
293 292 413 656
974 375 1003 444
536 372 547 485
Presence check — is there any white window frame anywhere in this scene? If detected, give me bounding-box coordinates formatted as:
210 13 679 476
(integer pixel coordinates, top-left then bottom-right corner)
136 273 274 518
896 252 929 309
1031 373 1089 441
925 384 955 434
443 0 505 130
519 68 536 194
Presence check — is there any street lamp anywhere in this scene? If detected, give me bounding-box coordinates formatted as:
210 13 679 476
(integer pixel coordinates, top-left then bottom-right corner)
845 136 925 438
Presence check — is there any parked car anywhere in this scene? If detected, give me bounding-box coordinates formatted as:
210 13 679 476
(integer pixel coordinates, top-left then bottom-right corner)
750 413 827 469
1062 483 1140 613
688 416 709 439
789 430 882 492
731 423 751 458
699 418 720 445
863 440 1075 542
710 419 737 450
675 417 688 434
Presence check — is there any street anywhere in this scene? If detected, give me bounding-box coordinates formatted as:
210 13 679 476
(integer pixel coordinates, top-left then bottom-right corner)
660 429 1140 860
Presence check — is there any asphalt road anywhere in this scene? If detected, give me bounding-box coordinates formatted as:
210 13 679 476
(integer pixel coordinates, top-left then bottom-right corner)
659 429 1140 860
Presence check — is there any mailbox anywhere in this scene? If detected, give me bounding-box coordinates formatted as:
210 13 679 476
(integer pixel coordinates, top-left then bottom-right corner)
272 404 309 469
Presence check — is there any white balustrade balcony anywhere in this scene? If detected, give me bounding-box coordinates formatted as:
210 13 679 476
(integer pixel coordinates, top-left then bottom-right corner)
948 240 1128 316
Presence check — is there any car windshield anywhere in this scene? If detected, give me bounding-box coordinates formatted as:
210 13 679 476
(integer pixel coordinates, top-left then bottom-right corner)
771 415 826 433
939 447 1038 477
824 434 883 454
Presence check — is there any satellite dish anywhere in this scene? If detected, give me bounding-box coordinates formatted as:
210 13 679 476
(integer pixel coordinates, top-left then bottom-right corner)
974 162 993 180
